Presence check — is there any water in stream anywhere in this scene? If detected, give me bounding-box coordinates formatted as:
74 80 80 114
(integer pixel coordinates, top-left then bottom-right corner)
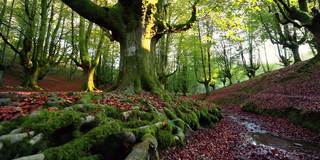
229 115 320 156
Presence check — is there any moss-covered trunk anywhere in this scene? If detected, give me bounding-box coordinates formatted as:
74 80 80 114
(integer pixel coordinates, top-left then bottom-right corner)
22 67 42 90
83 67 96 92
61 0 197 94
117 30 163 94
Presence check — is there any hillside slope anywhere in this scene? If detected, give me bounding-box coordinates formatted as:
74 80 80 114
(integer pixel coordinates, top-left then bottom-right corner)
0 65 84 92
205 61 320 112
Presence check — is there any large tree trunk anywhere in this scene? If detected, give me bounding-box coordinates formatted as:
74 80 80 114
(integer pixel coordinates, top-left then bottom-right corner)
117 29 163 94
61 0 197 95
303 27 320 66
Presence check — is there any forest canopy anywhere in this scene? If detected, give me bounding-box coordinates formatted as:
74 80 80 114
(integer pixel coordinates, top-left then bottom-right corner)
0 0 318 95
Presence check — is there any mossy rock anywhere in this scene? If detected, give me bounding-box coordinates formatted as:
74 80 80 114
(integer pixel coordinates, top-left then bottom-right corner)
45 96 67 108
77 93 98 104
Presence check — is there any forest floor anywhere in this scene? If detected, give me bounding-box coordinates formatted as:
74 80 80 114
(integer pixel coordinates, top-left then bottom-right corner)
0 65 83 92
160 104 320 160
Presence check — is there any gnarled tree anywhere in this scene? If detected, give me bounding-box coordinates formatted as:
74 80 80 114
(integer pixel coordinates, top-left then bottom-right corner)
61 0 198 94
274 0 320 62
260 9 308 64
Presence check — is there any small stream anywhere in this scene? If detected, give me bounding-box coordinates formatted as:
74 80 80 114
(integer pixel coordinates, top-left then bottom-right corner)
252 133 320 153
229 115 320 155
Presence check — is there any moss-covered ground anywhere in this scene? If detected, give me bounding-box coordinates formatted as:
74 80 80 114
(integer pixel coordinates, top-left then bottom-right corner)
0 92 222 160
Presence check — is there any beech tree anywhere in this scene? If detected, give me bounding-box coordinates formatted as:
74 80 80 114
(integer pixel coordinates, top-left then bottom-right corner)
0 0 67 89
239 34 261 79
194 21 214 95
61 0 198 94
274 0 320 62
260 10 307 64
72 15 106 91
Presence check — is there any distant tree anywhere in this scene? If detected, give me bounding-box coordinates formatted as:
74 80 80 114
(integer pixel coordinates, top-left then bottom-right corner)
217 42 233 86
194 21 214 95
0 0 67 89
239 33 261 79
71 15 106 91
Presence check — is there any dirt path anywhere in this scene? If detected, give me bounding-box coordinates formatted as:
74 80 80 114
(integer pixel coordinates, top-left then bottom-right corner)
160 105 320 160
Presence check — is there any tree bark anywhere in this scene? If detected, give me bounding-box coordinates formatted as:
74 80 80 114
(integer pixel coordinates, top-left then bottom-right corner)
290 45 302 63
117 30 163 94
84 67 96 92
61 0 198 95
204 83 210 96
22 67 42 90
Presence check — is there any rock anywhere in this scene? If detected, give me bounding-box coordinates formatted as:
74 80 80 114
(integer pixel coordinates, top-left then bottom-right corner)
293 143 303 147
45 96 65 107
0 98 11 106
13 153 45 160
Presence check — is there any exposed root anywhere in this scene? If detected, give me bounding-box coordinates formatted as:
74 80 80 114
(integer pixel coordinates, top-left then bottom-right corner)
0 93 222 160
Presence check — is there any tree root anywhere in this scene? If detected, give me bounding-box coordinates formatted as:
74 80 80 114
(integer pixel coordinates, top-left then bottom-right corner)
0 96 222 160
125 134 159 160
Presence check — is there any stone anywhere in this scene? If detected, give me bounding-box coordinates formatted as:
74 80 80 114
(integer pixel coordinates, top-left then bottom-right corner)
0 98 11 106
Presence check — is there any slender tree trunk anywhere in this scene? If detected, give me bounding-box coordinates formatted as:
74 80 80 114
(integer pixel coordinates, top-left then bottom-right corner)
1 0 15 65
84 67 96 92
228 78 233 86
204 82 210 95
290 45 301 63
263 44 270 71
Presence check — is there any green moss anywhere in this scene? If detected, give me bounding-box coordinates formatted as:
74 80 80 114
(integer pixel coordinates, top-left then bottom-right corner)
0 139 49 160
0 94 224 159
156 130 176 149
175 108 200 130
126 111 151 121
198 109 218 127
68 104 122 119
0 119 24 135
78 93 96 104
44 122 122 160
22 110 83 134
124 120 150 128
79 155 102 160
164 108 177 120
45 96 67 108
172 119 186 131
131 127 156 140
